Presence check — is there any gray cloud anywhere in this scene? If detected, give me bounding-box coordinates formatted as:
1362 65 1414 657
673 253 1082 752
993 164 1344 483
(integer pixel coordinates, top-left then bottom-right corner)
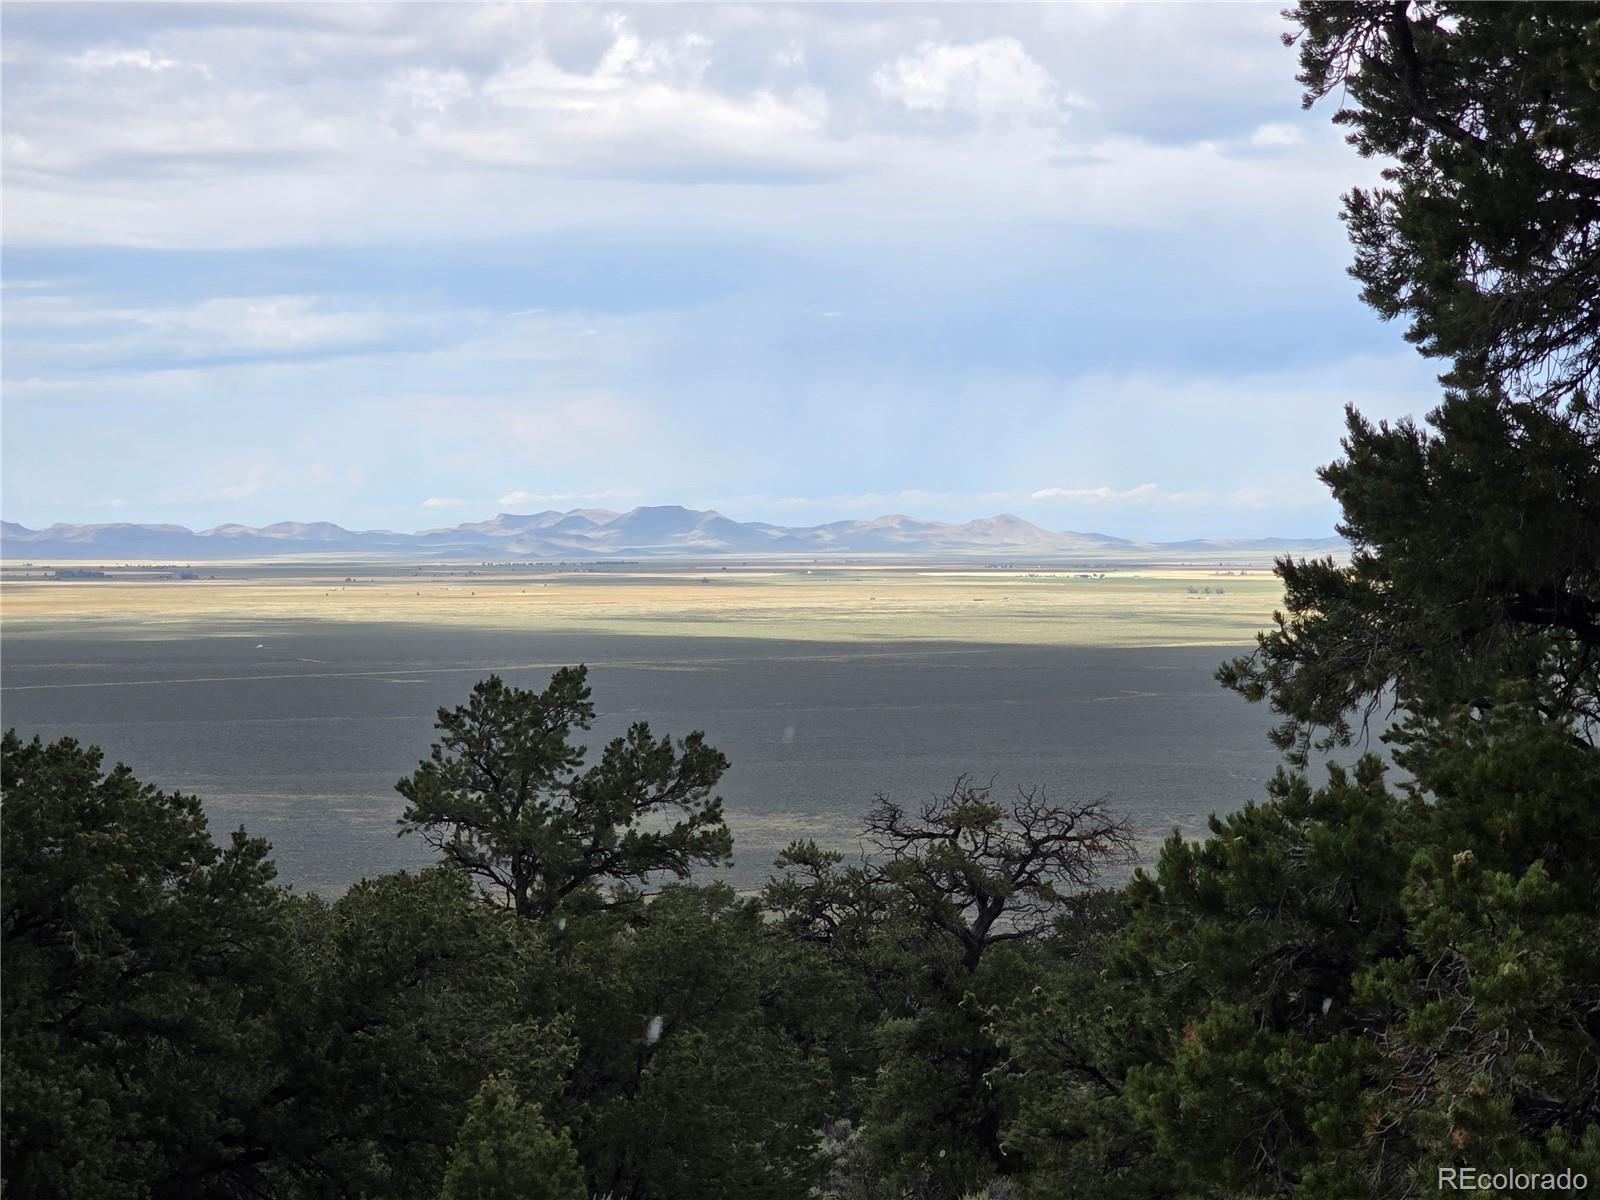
1 4 1429 540
2 4 1351 249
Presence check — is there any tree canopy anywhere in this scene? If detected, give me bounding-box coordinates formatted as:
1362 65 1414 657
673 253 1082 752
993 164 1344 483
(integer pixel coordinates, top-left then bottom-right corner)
439 1078 585 1200
1 732 283 1199
1223 2 1600 766
396 667 732 918
1288 1 1600 404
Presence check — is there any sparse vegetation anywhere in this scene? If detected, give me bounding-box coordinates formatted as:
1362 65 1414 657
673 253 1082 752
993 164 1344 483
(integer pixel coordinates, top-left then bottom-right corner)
0 563 1290 648
5 3 1597 1197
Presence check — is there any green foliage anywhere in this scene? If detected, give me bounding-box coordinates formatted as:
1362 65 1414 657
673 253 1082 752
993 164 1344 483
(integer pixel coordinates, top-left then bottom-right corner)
0 730 582 1200
1 730 282 1199
991 898 1163 1200
995 706 1600 1197
861 985 1013 1198
397 667 733 917
558 883 833 1200
1195 19 1600 1186
1111 761 1417 1197
440 1077 585 1200
1219 392 1600 766
260 868 568 1198
1345 706 1600 1188
1288 2 1600 403
1225 3 1600 765
770 782 1134 1199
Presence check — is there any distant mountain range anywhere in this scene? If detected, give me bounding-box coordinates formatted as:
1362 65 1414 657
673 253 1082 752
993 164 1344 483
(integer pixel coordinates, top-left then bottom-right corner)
0 507 1346 561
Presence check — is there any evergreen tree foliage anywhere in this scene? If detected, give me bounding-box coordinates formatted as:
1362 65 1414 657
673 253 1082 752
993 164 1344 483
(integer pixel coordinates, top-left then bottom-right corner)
1005 7 1600 1196
768 781 1134 1199
1218 390 1599 765
440 1077 585 1200
556 883 834 1200
1288 2 1600 402
1 731 283 1199
257 869 564 1198
397 667 733 917
1222 4 1600 764
999 716 1600 1197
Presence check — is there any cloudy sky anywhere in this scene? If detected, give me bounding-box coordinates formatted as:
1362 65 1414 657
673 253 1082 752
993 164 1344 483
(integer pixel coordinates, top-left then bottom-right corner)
1 3 1442 539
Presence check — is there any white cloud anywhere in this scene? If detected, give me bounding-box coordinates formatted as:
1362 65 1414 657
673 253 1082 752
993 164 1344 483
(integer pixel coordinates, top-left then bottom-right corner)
83 497 127 510
774 42 806 70
70 47 184 73
0 5 1367 250
159 296 392 352
1250 122 1303 148
1163 485 1302 509
5 12 854 250
874 38 1081 121
421 496 468 508
389 67 473 116
469 34 841 178
594 16 711 83
4 291 457 365
1030 483 1158 503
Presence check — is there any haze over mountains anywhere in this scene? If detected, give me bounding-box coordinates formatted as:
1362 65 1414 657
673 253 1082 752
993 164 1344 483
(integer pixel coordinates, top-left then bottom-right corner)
0 506 1345 561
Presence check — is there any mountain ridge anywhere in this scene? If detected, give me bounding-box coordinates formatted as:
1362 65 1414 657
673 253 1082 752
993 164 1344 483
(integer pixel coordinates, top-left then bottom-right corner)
0 507 1346 561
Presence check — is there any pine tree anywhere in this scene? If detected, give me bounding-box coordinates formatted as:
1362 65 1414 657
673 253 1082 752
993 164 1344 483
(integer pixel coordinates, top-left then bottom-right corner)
440 1077 586 1200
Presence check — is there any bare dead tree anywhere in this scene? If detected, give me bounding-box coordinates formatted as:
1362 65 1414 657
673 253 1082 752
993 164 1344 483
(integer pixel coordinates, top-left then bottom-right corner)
864 775 1135 972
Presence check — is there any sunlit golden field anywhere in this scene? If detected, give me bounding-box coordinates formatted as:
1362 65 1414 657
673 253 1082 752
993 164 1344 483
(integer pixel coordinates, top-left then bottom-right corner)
0 563 1284 647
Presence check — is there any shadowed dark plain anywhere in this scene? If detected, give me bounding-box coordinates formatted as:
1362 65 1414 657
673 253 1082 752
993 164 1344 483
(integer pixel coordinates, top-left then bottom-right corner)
0 622 1286 892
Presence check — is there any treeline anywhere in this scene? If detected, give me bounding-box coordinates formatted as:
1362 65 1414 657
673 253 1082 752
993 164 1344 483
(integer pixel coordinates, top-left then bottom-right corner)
5 3 1600 1196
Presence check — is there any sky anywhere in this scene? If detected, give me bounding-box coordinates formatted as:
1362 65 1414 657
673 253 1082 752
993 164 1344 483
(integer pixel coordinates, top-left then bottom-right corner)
1 3 1446 540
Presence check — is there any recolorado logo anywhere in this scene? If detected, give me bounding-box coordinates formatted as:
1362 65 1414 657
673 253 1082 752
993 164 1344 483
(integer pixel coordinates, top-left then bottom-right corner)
1439 1167 1589 1192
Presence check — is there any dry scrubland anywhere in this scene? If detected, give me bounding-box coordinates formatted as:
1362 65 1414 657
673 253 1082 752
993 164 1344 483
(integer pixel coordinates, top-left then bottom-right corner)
0 562 1285 647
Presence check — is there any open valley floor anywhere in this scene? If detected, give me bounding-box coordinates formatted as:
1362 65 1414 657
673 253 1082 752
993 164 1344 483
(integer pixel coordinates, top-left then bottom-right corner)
1 561 1302 892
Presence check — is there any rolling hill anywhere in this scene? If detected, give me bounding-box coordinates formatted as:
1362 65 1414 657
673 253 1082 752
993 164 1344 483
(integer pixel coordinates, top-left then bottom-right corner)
0 509 1345 561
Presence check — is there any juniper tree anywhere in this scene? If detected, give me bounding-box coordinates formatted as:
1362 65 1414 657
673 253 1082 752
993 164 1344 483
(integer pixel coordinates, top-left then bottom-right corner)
1 732 282 1199
769 779 1134 1198
440 1078 585 1200
864 777 1135 974
397 668 732 919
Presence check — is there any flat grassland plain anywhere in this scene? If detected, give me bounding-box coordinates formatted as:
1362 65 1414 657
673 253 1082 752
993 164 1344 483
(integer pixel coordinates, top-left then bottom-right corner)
1 560 1300 893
